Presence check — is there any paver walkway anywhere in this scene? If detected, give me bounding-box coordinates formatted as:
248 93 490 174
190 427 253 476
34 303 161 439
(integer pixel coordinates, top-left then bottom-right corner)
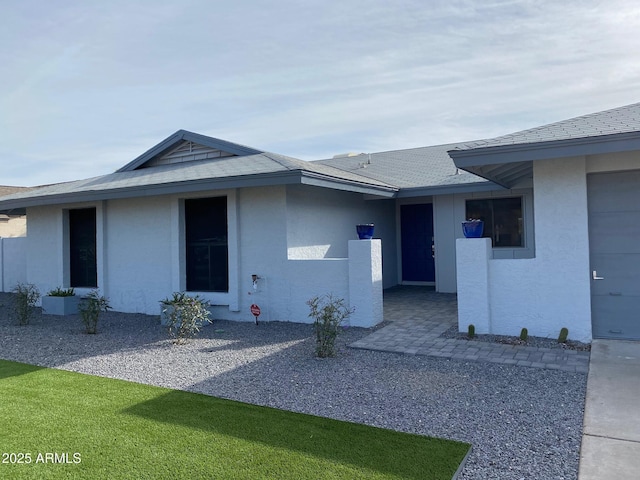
350 286 590 373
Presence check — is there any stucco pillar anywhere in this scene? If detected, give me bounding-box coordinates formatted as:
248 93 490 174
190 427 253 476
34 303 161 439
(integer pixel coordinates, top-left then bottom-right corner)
456 238 491 334
348 239 383 327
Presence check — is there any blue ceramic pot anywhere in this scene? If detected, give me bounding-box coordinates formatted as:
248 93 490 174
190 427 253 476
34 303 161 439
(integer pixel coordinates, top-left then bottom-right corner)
356 224 375 239
462 221 484 238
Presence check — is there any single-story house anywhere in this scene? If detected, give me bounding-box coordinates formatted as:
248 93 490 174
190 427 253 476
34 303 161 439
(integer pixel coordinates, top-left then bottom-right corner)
0 102 638 342
0 186 29 237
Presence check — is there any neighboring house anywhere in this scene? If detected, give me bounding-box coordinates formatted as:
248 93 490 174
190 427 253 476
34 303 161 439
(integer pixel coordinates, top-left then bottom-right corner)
0 186 29 237
0 103 638 342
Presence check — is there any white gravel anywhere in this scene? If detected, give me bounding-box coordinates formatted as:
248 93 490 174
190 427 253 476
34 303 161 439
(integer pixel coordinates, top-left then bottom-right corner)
0 294 587 479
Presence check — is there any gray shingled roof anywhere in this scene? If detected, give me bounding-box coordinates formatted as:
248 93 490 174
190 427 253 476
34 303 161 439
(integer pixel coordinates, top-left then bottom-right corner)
0 186 32 197
0 151 398 210
314 143 494 196
449 102 640 188
452 102 640 151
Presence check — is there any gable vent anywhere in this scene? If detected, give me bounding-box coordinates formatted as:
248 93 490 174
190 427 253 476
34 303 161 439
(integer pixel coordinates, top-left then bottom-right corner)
142 141 236 168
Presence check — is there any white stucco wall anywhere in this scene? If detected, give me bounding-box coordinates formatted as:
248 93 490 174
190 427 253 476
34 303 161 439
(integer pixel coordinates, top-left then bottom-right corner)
457 157 593 342
104 197 174 313
286 184 397 288
21 184 384 327
25 205 65 297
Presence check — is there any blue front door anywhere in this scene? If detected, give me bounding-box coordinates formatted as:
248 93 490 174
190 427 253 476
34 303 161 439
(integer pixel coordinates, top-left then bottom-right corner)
401 203 435 282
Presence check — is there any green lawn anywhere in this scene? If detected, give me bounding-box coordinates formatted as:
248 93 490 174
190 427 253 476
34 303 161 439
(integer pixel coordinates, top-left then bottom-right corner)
0 359 470 479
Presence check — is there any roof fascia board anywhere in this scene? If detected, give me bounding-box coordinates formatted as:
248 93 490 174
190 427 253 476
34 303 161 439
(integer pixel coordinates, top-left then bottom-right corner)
300 175 397 197
449 132 640 168
116 130 263 172
395 181 502 198
0 171 398 210
0 171 304 210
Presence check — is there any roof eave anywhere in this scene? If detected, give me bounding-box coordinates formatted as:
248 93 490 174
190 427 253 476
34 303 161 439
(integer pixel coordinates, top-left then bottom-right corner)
449 131 640 167
395 180 502 198
448 131 640 188
0 171 398 212
300 171 398 197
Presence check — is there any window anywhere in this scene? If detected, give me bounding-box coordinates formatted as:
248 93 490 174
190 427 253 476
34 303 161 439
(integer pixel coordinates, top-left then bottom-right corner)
185 197 228 292
466 197 523 247
69 208 97 287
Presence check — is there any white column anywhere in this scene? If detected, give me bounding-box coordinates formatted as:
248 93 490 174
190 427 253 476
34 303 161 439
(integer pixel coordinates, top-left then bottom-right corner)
348 239 383 327
456 238 491 334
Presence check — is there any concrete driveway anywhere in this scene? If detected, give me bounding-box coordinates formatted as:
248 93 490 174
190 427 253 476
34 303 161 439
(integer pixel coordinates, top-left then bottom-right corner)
579 339 640 479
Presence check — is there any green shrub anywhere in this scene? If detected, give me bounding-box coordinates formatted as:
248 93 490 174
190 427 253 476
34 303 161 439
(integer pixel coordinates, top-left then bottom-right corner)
79 290 111 334
307 294 354 358
519 328 528 341
161 293 212 344
558 327 569 343
12 283 40 325
47 286 75 297
467 324 475 338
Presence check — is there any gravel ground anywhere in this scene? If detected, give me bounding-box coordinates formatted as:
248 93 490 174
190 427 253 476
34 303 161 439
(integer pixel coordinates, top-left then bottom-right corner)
0 293 587 479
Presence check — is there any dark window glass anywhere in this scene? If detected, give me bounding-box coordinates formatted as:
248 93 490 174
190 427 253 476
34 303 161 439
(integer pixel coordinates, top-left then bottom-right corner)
466 197 523 247
185 197 228 292
69 208 97 287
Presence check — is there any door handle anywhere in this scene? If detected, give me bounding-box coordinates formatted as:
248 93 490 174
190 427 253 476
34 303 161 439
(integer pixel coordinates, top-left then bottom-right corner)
592 270 604 280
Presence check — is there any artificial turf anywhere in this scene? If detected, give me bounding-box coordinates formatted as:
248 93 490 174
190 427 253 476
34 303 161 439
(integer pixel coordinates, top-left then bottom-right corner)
0 359 470 479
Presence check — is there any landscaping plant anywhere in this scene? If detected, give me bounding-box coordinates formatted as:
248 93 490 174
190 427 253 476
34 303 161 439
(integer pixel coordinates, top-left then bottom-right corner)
47 286 76 297
558 327 569 344
161 292 212 344
519 328 528 342
307 294 354 358
11 282 40 325
79 290 111 334
467 324 475 338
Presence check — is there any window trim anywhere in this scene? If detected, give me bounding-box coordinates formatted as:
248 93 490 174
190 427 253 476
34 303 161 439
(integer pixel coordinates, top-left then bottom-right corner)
458 189 535 259
68 207 98 288
171 190 240 311
184 196 229 293
465 196 525 248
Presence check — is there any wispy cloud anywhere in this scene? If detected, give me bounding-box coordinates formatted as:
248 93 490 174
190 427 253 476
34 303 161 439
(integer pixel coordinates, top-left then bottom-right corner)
1 0 639 185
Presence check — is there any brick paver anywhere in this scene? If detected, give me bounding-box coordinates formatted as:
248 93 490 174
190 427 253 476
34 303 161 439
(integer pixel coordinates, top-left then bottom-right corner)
350 286 590 373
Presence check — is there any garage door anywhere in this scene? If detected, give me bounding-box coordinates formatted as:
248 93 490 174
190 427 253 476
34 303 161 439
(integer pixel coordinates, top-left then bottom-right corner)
588 170 640 339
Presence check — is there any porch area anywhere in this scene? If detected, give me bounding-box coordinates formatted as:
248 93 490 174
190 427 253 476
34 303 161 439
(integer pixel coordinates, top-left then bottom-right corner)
349 286 589 373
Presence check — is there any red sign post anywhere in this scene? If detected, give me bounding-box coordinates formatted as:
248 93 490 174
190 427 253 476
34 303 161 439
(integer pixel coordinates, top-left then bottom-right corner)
250 304 261 325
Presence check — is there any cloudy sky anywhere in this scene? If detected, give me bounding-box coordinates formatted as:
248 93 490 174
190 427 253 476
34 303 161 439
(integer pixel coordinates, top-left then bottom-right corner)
1 0 639 186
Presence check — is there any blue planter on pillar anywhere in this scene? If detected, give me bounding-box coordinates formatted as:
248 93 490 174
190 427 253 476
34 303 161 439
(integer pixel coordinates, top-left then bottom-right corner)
356 224 375 239
462 220 484 238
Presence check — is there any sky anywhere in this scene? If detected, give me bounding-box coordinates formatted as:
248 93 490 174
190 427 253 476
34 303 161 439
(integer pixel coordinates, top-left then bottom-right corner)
1 0 639 187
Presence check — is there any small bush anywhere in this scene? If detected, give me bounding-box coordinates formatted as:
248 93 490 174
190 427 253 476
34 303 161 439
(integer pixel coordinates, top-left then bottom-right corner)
467 324 475 338
161 293 212 344
12 283 40 325
307 294 354 358
519 328 528 341
47 286 75 297
558 327 569 344
79 290 111 334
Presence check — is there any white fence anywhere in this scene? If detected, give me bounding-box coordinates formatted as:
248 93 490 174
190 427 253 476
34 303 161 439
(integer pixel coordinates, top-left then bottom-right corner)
0 237 27 292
